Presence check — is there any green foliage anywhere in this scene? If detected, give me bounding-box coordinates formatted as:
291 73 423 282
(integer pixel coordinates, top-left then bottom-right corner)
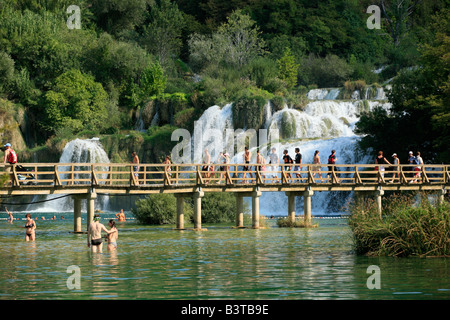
232 95 267 130
277 217 318 228
356 8 450 163
348 193 450 257
217 10 266 67
199 192 249 223
277 48 299 89
299 54 353 88
42 69 108 135
132 194 193 225
245 57 278 88
85 33 152 86
0 0 448 162
143 0 185 66
355 106 401 158
90 0 149 35
140 61 167 100
280 111 296 139
0 51 14 91
188 10 265 70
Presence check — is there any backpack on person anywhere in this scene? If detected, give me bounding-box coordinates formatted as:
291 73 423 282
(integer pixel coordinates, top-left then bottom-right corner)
7 149 17 164
328 154 335 165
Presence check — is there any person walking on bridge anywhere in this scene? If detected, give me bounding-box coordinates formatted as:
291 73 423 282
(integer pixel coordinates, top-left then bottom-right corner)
3 143 17 186
390 153 400 183
375 151 391 182
131 151 140 185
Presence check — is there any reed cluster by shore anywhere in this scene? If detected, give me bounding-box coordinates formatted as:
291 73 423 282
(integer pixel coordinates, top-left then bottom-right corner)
347 193 449 257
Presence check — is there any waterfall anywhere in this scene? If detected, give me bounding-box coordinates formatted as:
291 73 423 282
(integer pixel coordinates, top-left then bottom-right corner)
188 87 392 215
28 138 111 213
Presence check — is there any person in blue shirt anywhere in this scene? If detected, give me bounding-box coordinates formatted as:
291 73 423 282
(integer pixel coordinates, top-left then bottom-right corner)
407 151 416 179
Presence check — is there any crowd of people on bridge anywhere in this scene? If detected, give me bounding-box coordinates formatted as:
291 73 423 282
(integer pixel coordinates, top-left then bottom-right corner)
1 140 427 187
1 141 427 248
163 147 426 185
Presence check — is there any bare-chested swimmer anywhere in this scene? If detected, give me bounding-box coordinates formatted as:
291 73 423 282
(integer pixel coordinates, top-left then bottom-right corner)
87 214 111 253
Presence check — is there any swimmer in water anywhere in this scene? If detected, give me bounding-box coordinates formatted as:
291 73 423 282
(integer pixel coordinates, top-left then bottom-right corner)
24 213 36 241
5 207 13 224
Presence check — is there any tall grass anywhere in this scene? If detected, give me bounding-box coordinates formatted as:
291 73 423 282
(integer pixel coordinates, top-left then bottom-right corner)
348 193 450 257
277 217 318 228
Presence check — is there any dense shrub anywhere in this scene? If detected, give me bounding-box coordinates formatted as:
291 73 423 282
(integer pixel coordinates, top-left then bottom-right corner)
132 193 193 225
132 192 249 225
348 193 450 257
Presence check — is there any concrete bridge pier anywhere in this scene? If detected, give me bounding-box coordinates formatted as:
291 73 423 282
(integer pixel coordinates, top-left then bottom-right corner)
174 194 185 230
252 190 262 229
354 191 367 214
193 190 204 231
285 192 296 223
235 193 245 228
87 191 97 230
437 189 447 206
374 189 384 218
303 188 314 226
72 195 82 233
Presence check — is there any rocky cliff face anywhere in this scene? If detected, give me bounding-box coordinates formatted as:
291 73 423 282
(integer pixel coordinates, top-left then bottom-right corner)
0 98 27 152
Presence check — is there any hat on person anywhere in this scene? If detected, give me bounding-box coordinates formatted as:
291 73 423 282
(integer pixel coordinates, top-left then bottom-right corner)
409 151 413 154
4 143 11 147
392 153 397 157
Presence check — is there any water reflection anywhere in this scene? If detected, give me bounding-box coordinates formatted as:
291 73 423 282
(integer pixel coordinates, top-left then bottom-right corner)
0 217 448 299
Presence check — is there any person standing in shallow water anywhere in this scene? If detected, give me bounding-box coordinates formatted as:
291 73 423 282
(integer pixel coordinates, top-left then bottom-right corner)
87 214 111 253
24 213 36 241
5 207 13 224
106 219 118 251
115 209 126 222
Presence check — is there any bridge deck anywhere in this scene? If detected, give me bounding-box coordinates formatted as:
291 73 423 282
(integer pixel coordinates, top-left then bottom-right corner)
1 163 448 195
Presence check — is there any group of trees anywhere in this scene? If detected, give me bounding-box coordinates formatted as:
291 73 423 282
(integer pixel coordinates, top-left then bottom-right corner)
356 8 449 163
0 0 448 162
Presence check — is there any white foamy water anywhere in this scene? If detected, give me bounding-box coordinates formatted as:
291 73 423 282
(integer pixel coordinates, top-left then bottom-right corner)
28 139 111 213
189 88 391 215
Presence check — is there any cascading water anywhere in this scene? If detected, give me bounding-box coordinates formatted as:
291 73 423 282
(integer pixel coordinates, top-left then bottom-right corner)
190 86 392 216
28 138 111 213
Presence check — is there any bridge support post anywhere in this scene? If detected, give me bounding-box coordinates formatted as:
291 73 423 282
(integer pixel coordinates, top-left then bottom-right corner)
175 194 185 230
193 190 204 231
87 191 97 231
235 193 245 228
73 196 82 233
437 189 447 206
374 189 384 218
354 191 366 214
303 188 314 226
252 190 262 229
285 192 296 223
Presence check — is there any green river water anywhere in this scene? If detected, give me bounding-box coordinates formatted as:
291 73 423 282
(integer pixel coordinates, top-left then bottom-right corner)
0 212 448 300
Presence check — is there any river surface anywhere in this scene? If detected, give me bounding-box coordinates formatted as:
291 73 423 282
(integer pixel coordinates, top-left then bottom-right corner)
0 212 448 300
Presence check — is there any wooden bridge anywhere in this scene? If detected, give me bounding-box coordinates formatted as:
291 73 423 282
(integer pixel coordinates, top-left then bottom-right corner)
1 163 448 231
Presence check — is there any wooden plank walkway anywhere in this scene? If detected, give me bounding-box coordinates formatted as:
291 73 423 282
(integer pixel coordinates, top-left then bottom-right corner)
1 163 448 231
1 163 448 195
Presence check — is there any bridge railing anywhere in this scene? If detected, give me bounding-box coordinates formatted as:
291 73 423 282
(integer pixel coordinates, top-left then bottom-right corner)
1 163 448 187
